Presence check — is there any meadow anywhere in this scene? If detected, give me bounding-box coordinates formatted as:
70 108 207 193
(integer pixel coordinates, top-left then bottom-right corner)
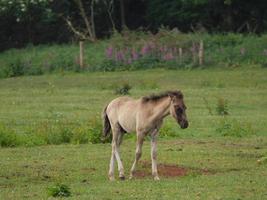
0 67 267 199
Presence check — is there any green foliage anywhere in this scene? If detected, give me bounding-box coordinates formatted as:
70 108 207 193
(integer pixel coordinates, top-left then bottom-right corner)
216 118 256 137
47 183 71 197
160 123 179 138
88 117 112 144
0 124 20 147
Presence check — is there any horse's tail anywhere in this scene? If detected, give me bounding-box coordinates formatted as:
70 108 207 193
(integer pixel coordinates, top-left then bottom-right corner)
102 105 111 138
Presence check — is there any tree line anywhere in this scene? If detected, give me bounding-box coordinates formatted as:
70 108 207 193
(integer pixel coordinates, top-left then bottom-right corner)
1 0 267 51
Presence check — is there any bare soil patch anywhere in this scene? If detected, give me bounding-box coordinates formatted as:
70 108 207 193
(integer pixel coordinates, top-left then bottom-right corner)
134 160 212 178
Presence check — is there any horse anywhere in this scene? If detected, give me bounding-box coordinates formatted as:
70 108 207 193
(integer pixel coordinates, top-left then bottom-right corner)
102 90 188 181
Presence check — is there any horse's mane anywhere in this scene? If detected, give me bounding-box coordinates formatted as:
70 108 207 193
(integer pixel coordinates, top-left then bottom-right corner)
142 90 183 102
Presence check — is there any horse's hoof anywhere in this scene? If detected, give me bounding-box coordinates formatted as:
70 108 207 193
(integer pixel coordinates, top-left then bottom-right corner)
119 176 125 180
109 176 115 181
154 176 160 181
129 175 133 180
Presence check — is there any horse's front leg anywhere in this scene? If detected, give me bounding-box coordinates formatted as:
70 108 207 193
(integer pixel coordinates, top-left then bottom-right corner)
151 128 160 180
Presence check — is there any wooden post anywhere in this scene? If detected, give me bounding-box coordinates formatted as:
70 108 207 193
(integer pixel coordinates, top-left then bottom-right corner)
179 47 183 64
192 42 197 64
199 40 204 65
79 41 84 69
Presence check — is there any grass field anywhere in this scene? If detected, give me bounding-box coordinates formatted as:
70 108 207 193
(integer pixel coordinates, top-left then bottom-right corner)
0 67 267 199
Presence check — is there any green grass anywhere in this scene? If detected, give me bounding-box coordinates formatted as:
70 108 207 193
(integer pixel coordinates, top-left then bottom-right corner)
0 138 266 199
0 67 267 199
0 67 266 142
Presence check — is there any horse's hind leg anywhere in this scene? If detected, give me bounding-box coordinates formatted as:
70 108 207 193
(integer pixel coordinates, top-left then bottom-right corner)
108 131 116 181
129 131 145 179
109 124 125 180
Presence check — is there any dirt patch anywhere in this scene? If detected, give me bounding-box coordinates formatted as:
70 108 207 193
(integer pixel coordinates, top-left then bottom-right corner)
134 161 187 178
133 160 212 178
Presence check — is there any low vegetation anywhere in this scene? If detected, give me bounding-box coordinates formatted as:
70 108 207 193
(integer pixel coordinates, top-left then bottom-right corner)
47 183 71 198
1 31 267 79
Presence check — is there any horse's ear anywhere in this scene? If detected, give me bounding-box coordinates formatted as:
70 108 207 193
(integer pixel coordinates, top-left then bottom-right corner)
177 91 183 99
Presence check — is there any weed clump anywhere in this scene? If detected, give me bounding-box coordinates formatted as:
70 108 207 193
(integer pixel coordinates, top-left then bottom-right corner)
114 82 132 95
47 183 71 197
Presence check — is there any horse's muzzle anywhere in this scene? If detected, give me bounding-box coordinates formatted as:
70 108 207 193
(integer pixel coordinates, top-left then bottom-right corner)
180 120 189 129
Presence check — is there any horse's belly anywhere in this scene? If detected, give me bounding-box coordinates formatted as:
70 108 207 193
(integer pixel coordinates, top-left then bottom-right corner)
118 106 137 133
118 114 136 133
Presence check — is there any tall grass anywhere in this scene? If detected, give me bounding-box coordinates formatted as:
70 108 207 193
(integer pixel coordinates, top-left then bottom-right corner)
0 117 111 147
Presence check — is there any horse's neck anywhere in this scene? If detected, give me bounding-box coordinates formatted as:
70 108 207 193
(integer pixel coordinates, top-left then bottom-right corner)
150 97 171 121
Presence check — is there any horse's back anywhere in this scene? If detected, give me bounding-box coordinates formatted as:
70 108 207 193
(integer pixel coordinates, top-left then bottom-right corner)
107 96 140 132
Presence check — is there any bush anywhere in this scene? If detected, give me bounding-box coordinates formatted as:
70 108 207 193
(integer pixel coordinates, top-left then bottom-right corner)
47 183 71 197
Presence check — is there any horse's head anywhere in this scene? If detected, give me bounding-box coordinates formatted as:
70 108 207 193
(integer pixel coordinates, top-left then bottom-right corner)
169 91 189 129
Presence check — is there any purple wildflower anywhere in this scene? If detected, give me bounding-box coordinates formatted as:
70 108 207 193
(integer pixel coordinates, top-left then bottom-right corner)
115 50 125 62
105 46 113 59
131 48 139 60
141 43 150 56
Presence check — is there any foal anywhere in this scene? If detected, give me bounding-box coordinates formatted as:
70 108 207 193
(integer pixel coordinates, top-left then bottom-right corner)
102 90 188 181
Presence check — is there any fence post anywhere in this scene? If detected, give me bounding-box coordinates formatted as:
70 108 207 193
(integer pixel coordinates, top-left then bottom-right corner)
79 40 84 69
199 40 204 65
179 47 183 64
192 42 197 64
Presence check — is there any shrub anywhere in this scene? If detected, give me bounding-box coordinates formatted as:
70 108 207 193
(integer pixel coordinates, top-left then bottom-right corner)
47 183 71 197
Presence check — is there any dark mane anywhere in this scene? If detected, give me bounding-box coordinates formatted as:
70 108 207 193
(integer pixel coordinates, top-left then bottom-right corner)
142 90 183 102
